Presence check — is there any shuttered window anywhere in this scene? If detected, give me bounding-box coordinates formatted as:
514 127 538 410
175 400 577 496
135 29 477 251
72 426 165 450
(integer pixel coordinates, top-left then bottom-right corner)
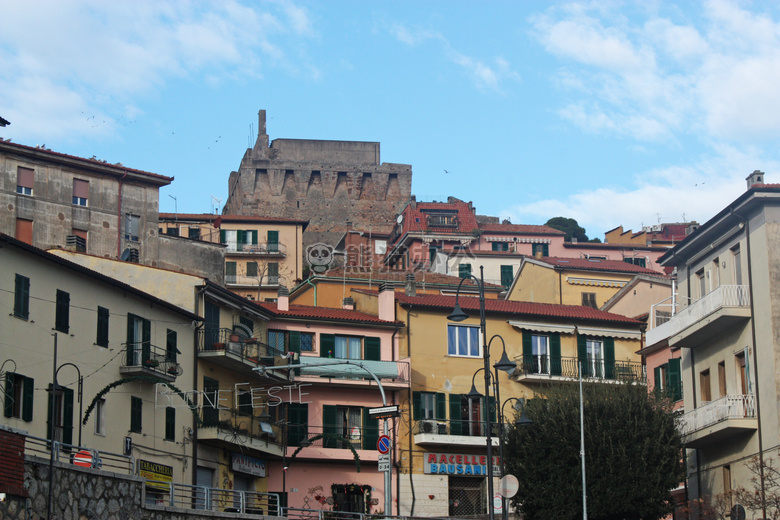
165 407 175 441
72 179 89 206
17 167 33 195
55 290 70 333
130 396 142 433
96 306 109 347
14 274 30 320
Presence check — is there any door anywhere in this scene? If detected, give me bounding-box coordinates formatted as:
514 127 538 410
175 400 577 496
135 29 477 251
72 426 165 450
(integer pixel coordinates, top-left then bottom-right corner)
203 377 220 426
204 301 220 349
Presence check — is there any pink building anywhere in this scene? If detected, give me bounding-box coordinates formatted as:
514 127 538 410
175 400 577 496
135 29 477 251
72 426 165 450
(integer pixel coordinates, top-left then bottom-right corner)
255 292 408 515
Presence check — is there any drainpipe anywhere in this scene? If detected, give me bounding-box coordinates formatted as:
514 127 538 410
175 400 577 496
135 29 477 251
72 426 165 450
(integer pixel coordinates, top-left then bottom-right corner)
557 269 563 305
117 171 127 257
730 207 765 518
305 277 317 306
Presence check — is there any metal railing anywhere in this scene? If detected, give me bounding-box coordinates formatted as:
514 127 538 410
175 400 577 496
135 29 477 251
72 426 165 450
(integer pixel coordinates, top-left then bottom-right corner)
197 328 282 362
413 418 495 438
283 507 458 520
24 434 135 474
198 407 283 447
121 342 180 378
226 241 287 256
679 394 756 437
513 355 646 383
145 480 280 515
225 274 284 286
287 424 379 451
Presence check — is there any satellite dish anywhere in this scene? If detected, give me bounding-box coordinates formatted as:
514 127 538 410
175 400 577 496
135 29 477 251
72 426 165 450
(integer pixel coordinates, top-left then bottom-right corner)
120 248 131 261
396 214 404 224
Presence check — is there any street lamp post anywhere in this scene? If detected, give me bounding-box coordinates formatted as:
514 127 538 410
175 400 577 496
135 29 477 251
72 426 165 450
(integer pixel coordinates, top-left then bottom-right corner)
498 397 532 520
448 266 516 520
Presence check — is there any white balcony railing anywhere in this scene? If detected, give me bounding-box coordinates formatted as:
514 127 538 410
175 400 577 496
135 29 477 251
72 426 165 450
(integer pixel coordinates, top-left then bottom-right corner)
678 394 756 437
647 285 750 346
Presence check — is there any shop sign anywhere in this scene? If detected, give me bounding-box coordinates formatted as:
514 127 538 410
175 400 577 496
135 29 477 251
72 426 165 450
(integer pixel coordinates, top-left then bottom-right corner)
232 453 266 477
424 453 501 476
139 460 173 490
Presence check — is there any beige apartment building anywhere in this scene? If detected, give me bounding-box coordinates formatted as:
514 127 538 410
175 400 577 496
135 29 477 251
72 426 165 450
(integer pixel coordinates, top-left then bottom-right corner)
646 172 780 508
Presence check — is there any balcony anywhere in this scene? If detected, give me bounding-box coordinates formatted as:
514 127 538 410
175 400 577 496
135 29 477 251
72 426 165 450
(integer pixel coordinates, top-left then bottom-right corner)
679 394 757 448
285 425 381 459
120 342 180 382
647 285 751 348
413 419 500 448
511 355 646 384
225 274 282 288
225 241 287 257
293 357 410 389
198 328 285 377
198 407 283 457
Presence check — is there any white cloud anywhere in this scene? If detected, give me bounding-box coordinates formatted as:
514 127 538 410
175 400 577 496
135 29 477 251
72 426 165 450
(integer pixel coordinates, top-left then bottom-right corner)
0 0 315 141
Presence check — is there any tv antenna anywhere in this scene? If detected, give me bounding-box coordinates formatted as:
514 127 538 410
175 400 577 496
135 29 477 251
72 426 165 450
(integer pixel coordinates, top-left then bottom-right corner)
211 196 222 214
168 194 177 216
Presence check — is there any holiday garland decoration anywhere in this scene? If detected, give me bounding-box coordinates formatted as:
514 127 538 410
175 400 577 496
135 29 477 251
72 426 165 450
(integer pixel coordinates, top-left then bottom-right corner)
82 376 198 425
288 433 362 472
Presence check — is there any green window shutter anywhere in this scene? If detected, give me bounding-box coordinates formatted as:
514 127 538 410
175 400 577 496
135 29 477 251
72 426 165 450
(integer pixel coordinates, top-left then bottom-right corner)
492 242 500 252
268 262 279 277
126 313 136 365
251 230 258 245
130 396 142 432
97 306 109 347
246 262 258 277
142 318 151 364
654 366 662 395
412 392 422 421
320 334 335 358
55 290 70 333
287 403 308 446
364 337 381 361
500 265 513 288
449 394 462 436
522 332 533 372
543 244 549 256
166 330 178 362
459 263 471 278
323 405 338 448
47 388 53 441
289 331 301 375
550 333 562 376
485 396 496 425
226 261 236 276
14 274 30 319
22 376 34 422
62 387 74 445
668 358 682 401
4 374 14 417
577 335 588 377
604 338 615 379
220 230 226 244
436 393 447 421
363 408 379 451
165 407 175 441
268 230 279 252
237 230 245 244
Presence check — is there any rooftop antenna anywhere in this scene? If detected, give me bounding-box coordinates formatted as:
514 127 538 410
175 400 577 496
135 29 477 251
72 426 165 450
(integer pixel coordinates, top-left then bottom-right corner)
168 194 177 218
211 195 222 214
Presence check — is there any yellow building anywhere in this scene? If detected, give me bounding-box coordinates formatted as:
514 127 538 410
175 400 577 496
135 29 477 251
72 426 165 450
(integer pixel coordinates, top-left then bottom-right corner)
506 256 662 309
159 213 308 301
352 283 645 518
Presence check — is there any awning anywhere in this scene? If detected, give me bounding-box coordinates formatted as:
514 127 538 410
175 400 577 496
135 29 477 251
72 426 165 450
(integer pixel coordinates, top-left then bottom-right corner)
576 326 642 340
566 277 627 288
298 357 400 380
508 321 577 335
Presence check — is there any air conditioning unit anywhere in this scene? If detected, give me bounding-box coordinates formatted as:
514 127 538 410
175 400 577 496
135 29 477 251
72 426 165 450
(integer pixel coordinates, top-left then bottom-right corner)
437 422 448 435
420 420 437 433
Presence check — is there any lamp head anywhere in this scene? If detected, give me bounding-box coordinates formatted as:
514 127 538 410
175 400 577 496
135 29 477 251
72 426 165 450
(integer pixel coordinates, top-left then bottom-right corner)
258 409 273 422
298 437 312 448
447 302 469 322
493 350 517 375
466 382 483 399
516 408 533 427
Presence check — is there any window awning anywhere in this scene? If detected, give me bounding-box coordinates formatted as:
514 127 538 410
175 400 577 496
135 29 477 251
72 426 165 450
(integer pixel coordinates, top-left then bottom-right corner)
298 357 400 380
507 321 577 335
576 326 642 340
566 277 627 288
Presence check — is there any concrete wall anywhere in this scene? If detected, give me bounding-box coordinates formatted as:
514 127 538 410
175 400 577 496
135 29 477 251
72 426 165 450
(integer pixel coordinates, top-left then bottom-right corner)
157 234 226 285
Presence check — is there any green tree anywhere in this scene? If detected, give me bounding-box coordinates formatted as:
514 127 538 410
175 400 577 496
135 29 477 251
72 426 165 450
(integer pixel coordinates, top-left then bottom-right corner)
505 384 684 520
545 217 600 242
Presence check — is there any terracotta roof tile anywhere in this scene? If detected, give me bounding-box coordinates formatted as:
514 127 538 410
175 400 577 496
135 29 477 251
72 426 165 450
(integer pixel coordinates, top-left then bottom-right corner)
478 223 564 235
256 302 402 325
394 293 642 325
317 267 504 290
400 200 480 235
534 257 660 275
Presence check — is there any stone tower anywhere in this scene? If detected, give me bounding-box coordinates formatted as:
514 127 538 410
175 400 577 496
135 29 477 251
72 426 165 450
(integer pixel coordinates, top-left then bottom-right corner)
224 110 413 248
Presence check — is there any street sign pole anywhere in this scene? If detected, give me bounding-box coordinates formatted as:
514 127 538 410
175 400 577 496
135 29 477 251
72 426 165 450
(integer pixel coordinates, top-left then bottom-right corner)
383 418 391 515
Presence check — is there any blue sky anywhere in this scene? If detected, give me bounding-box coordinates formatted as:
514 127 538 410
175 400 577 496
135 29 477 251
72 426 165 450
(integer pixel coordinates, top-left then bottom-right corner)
3 1 780 239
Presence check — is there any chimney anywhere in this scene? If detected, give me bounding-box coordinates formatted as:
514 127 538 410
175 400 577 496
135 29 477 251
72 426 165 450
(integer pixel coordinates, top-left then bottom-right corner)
378 282 396 321
343 297 354 310
746 170 765 190
277 286 289 312
405 273 416 297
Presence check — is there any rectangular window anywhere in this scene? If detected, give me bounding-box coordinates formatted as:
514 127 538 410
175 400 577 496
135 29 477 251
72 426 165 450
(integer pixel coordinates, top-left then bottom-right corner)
459 263 472 279
16 166 34 196
126 313 151 367
14 274 30 320
718 361 727 397
300 332 314 352
286 403 309 446
225 261 237 283
130 396 143 432
47 385 74 444
736 351 749 395
72 179 89 206
531 334 549 374
732 245 743 285
267 230 279 252
500 265 514 289
267 262 279 284
623 256 647 267
188 227 201 240
96 306 110 347
447 325 480 357
55 290 70 333
4 373 34 421
426 213 458 227
268 331 286 353
449 393 487 437
166 329 178 362
124 214 140 242
492 242 509 251
94 398 106 435
532 243 549 257
335 336 362 359
246 261 258 277
166 227 179 237
238 390 253 417
15 218 33 244
586 339 604 377
696 269 706 298
700 369 712 402
165 407 175 441
582 292 597 309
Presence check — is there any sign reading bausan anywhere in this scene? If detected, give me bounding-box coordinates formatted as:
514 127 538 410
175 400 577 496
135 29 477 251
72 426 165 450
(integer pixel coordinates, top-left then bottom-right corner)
425 453 501 475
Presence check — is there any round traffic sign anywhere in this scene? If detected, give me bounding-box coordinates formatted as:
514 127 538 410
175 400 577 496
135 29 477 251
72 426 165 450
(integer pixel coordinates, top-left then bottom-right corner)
493 494 503 511
499 474 519 498
73 450 93 468
377 435 391 454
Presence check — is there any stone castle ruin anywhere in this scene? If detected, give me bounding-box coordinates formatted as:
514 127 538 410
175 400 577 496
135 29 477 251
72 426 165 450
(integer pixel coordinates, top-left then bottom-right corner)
223 110 413 248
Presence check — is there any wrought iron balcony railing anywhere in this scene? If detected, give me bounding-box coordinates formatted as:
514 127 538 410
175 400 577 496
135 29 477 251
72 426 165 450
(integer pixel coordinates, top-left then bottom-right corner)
513 355 646 383
121 342 180 380
198 328 283 362
678 394 756 437
286 424 379 452
199 407 282 447
225 241 287 256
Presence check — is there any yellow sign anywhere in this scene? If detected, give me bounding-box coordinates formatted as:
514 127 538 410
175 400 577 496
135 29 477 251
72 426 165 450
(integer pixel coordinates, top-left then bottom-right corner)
139 460 173 491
